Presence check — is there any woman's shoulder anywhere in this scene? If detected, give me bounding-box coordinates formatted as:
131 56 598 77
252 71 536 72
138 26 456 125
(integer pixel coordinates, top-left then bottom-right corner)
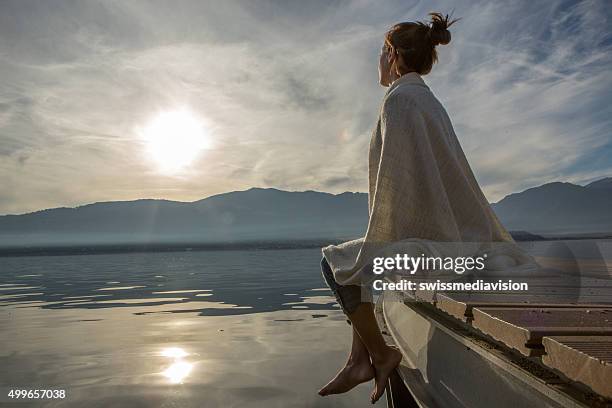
382 82 442 118
381 87 424 119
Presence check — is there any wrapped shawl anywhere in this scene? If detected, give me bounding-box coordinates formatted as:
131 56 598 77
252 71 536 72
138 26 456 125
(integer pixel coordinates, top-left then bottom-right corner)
322 72 536 286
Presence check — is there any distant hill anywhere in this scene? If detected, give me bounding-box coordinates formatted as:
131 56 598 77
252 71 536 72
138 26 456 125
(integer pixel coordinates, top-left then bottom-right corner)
491 178 612 235
0 188 368 247
585 176 612 189
0 177 610 248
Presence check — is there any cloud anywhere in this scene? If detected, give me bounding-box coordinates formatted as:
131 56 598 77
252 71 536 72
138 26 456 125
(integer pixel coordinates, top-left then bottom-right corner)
0 0 610 214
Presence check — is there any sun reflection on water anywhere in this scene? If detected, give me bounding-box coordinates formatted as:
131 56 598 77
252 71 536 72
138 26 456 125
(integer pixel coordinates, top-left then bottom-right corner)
160 347 193 384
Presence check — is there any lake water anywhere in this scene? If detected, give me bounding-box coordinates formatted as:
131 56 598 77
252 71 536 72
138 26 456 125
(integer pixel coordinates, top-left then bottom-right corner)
1 240 610 407
0 248 384 407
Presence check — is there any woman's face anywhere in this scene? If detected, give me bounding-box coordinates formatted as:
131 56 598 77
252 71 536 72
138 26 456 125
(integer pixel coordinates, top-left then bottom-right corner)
378 42 397 87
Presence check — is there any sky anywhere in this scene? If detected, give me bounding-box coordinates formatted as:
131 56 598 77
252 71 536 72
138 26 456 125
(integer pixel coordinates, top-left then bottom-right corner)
0 0 611 215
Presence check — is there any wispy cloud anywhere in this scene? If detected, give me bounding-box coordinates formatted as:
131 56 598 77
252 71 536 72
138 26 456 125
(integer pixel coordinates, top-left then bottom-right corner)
0 0 610 214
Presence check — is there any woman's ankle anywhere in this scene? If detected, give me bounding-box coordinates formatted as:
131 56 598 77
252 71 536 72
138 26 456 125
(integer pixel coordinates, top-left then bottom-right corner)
347 351 370 366
370 345 400 366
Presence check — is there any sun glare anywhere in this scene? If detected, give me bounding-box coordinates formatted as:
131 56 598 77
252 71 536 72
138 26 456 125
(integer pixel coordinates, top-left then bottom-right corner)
159 347 193 384
140 109 210 173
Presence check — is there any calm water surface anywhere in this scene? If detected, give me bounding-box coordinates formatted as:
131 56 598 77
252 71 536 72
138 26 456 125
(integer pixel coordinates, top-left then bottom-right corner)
1 240 610 407
0 248 384 407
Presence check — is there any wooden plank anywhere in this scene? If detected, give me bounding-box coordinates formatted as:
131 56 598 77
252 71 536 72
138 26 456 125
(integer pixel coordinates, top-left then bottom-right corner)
525 287 612 296
436 292 612 321
542 336 612 399
384 293 603 407
471 307 612 356
524 277 612 288
413 277 612 305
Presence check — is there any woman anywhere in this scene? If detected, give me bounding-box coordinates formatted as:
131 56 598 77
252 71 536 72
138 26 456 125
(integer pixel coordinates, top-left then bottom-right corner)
316 12 512 404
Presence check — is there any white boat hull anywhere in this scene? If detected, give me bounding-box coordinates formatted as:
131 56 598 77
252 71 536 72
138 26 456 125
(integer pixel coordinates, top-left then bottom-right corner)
381 292 585 408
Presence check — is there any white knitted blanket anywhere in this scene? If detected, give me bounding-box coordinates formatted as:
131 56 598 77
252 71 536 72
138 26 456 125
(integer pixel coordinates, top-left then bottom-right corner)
322 72 537 286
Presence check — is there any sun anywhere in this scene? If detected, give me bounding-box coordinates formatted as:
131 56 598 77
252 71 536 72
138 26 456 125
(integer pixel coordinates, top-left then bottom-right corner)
140 108 210 173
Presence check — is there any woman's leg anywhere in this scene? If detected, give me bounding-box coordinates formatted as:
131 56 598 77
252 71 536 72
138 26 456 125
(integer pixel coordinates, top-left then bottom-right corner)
319 256 375 395
318 256 402 402
318 326 375 396
346 302 402 404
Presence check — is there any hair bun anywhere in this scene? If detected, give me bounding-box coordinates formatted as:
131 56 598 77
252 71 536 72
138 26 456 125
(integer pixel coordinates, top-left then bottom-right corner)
428 12 458 46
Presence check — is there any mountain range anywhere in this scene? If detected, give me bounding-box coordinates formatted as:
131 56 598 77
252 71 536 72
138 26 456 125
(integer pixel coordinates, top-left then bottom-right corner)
492 178 612 235
0 177 610 248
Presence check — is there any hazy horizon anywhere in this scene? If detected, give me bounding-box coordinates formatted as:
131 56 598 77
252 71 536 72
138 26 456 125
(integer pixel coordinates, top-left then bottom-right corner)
1 177 611 217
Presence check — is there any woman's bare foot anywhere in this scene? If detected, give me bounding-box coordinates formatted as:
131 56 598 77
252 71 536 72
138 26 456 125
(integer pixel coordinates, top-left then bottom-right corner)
370 346 402 403
318 359 375 396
